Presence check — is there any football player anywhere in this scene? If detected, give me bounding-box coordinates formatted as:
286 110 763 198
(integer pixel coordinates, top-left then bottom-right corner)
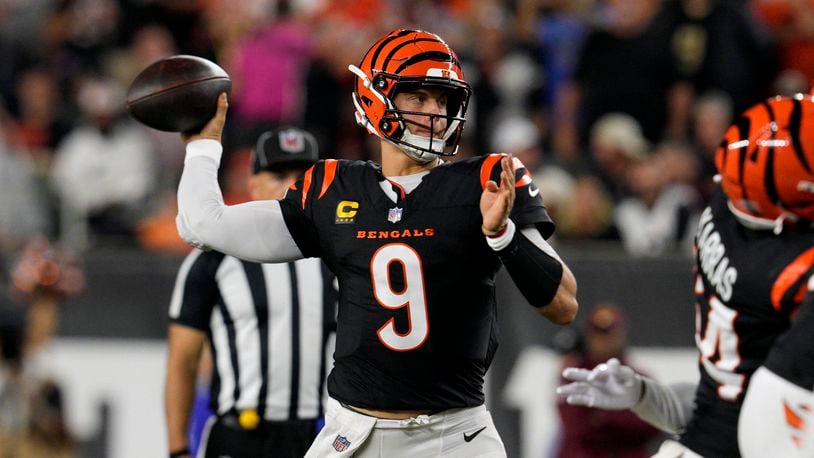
556 94 814 457
175 29 578 457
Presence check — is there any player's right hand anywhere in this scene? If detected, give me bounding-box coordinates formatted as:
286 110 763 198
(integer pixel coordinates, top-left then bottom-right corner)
181 92 228 145
555 358 643 410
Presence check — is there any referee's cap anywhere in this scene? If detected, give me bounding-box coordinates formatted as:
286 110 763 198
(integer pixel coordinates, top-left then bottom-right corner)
252 126 319 174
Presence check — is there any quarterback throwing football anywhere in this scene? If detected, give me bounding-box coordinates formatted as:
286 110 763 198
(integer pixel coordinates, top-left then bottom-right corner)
176 29 578 457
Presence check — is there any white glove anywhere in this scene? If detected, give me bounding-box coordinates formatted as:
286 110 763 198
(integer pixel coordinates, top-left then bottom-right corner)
555 357 643 410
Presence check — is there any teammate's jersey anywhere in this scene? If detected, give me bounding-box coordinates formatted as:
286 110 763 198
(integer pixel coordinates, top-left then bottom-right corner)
278 155 553 410
763 288 814 391
682 188 814 457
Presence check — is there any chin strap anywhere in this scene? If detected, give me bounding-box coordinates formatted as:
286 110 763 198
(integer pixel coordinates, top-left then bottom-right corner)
774 213 789 235
726 200 798 234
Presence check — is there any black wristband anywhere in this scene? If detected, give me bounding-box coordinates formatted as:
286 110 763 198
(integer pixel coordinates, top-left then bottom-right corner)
169 448 190 458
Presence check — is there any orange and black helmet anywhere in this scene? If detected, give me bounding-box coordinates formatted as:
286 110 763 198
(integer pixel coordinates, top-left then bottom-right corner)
715 94 814 231
349 29 472 162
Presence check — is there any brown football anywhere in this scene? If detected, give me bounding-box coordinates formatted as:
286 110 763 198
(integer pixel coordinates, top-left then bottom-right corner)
125 55 231 133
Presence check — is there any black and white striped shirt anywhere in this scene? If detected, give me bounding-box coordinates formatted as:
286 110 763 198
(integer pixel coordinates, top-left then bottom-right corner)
169 249 337 421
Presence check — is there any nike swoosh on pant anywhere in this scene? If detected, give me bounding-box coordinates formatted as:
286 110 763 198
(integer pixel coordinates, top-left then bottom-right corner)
464 426 487 442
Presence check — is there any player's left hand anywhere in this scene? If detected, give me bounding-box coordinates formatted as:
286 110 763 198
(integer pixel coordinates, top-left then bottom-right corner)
556 358 643 410
480 154 516 234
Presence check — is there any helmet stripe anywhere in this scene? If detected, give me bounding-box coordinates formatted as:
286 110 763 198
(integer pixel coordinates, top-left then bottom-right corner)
368 29 413 74
734 114 752 199
789 98 812 173
382 38 444 73
394 51 455 75
763 101 780 206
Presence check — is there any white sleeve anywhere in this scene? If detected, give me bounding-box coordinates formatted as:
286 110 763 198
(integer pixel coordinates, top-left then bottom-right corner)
630 377 696 434
176 139 304 263
739 366 814 458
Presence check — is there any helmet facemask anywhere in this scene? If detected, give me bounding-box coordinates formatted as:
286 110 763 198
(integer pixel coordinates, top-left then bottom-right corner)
351 66 471 163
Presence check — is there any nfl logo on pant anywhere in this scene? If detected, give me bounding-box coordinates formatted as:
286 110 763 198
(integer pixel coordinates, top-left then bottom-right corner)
333 434 351 452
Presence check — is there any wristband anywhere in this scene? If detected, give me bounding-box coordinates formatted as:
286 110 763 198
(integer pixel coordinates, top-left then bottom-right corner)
482 223 508 237
485 220 516 252
169 448 190 458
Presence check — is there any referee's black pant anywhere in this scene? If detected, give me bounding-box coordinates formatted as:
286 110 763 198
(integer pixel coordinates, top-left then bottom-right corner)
202 416 317 458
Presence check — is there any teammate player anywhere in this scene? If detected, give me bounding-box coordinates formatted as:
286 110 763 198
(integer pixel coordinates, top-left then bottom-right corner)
165 127 336 458
176 29 578 457
556 94 814 457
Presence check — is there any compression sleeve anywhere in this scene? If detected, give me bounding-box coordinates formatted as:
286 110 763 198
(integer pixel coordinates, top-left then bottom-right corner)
176 139 303 263
631 377 696 434
488 220 563 307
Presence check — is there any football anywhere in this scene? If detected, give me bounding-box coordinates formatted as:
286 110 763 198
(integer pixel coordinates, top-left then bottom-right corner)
125 55 231 133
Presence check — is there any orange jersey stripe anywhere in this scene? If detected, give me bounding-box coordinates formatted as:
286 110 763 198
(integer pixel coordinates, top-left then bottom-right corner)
480 154 503 189
301 165 315 209
771 247 814 311
319 159 338 199
515 170 532 188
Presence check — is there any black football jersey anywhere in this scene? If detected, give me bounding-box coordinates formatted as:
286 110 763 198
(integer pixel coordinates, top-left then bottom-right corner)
681 188 814 457
278 155 553 410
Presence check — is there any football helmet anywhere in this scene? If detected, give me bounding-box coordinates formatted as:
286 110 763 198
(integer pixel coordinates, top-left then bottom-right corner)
715 94 814 232
349 29 472 163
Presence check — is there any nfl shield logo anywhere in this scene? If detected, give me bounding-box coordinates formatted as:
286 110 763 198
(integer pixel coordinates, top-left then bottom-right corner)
333 434 351 452
278 129 305 153
387 207 403 223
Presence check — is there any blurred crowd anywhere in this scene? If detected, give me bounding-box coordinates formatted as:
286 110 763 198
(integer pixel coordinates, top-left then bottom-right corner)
0 0 810 265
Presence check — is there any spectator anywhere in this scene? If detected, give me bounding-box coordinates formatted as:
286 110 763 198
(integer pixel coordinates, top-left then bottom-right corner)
106 23 183 193
614 149 701 256
555 303 662 458
0 109 50 252
12 68 73 169
588 112 650 201
51 76 156 250
226 1 314 149
690 90 732 201
555 175 618 240
554 0 686 161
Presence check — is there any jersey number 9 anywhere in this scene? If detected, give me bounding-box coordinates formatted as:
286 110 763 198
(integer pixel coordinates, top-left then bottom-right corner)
371 243 429 351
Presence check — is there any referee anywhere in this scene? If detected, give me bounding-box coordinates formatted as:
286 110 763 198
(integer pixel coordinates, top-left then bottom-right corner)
165 127 336 458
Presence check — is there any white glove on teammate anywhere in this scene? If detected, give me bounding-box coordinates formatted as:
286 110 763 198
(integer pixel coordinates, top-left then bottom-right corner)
555 358 643 410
